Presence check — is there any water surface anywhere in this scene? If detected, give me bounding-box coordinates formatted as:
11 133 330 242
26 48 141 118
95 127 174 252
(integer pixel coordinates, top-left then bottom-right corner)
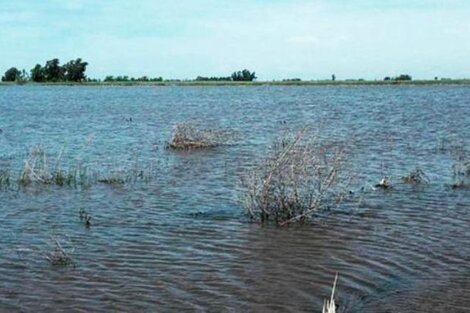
1 85 470 312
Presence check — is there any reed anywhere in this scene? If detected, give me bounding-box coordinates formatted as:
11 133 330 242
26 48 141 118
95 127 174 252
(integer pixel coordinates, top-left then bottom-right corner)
0 146 157 190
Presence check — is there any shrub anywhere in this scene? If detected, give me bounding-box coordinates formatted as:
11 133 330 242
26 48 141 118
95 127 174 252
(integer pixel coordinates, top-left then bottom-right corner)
241 130 347 225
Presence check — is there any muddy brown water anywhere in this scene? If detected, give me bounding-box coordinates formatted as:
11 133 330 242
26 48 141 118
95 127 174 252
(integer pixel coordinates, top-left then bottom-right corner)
1 85 470 312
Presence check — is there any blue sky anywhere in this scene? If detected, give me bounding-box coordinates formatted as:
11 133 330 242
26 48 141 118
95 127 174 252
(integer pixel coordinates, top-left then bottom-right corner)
1 0 469 80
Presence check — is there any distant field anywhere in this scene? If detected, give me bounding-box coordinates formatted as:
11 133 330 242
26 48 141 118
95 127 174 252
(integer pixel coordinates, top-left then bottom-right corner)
1 79 470 87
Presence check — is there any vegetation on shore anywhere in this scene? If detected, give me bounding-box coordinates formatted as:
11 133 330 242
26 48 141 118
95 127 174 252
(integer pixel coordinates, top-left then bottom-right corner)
2 58 89 83
5 58 465 86
2 78 470 87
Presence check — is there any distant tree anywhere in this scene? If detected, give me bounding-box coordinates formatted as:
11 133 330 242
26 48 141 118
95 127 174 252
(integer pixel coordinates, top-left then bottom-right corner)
332 74 336 81
63 58 88 82
44 58 65 82
231 69 257 81
394 74 412 81
104 75 115 82
2 67 21 82
384 76 391 81
31 64 46 82
17 69 29 83
115 76 129 81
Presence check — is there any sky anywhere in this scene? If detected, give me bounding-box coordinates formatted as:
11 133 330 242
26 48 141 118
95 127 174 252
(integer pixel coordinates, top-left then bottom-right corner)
1 0 469 80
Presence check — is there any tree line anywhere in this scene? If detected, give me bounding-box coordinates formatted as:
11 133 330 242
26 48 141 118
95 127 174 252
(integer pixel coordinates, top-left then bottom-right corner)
1 58 88 83
1 62 418 84
103 75 163 82
2 62 259 83
194 69 257 82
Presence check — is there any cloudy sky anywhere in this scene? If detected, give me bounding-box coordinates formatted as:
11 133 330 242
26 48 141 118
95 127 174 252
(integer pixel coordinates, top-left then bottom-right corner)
1 0 469 80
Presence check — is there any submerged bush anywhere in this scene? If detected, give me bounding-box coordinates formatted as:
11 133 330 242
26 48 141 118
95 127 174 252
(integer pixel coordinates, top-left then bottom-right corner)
451 160 470 189
46 239 73 266
0 169 11 187
401 167 429 184
166 123 231 150
241 130 347 225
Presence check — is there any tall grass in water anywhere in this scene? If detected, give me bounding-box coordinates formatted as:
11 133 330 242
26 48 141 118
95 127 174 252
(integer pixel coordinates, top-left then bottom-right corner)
0 145 157 190
166 122 232 150
18 146 90 187
241 130 347 225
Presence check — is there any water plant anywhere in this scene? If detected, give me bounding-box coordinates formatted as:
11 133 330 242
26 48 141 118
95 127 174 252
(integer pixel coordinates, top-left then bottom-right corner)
97 173 126 185
46 239 73 266
241 130 347 225
375 177 391 189
165 122 230 150
322 273 338 313
0 169 11 188
401 167 429 184
0 145 157 191
17 146 85 187
79 208 92 227
451 160 470 189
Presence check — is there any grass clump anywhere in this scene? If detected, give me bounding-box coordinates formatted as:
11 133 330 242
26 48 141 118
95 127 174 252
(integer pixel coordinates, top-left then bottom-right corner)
166 122 230 150
241 130 347 225
401 167 429 184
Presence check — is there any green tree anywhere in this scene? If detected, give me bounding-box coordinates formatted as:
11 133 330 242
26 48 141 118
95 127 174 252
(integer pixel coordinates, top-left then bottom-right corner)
63 58 88 82
231 69 257 81
2 67 21 82
44 58 65 82
31 64 46 82
394 74 412 81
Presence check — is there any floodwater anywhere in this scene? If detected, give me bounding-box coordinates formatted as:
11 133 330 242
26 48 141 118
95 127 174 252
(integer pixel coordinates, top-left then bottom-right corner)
1 85 470 312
